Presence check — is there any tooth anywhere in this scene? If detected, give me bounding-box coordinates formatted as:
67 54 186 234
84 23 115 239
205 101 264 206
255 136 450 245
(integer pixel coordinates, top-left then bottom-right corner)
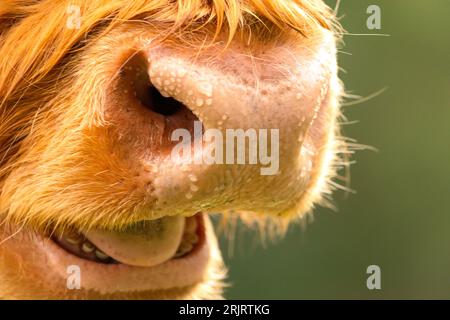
63 230 82 245
81 242 95 253
174 243 193 258
174 251 184 258
178 242 193 255
65 236 81 245
95 250 110 260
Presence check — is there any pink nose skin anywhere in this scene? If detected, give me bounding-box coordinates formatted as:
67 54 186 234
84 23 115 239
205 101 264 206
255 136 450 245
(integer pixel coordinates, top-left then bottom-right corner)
105 28 340 222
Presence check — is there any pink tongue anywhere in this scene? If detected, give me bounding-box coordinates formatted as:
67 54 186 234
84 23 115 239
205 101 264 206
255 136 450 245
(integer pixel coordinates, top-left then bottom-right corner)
85 216 185 267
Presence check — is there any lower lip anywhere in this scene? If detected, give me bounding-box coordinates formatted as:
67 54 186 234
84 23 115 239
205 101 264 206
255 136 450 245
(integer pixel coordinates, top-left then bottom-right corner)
38 214 212 293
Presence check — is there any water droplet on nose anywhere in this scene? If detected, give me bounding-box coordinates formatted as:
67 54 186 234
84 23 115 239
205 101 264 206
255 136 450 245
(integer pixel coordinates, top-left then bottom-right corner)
190 184 199 192
296 93 302 100
154 78 162 86
206 99 213 106
199 82 213 97
300 168 307 178
188 174 198 182
196 98 204 107
185 193 193 199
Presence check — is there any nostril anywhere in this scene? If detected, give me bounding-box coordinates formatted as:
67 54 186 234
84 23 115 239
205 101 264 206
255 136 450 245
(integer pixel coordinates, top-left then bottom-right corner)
115 51 203 155
120 52 186 117
142 86 182 116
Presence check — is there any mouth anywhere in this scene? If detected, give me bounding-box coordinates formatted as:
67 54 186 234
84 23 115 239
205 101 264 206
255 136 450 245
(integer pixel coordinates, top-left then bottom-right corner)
51 214 203 266
20 212 221 296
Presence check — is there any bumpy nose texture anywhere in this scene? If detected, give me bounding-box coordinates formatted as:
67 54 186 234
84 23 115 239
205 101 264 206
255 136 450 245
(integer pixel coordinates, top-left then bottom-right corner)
138 30 338 220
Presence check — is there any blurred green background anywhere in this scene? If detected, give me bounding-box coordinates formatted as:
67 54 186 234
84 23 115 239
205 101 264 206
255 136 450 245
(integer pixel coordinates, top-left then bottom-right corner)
218 0 450 299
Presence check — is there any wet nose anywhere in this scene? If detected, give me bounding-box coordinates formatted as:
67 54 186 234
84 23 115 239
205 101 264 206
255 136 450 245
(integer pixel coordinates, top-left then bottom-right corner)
110 30 338 220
